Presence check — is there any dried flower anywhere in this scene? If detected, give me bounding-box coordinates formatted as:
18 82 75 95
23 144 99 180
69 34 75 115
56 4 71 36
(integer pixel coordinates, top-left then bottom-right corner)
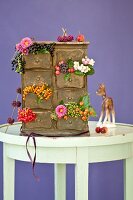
16 88 21 94
7 117 15 125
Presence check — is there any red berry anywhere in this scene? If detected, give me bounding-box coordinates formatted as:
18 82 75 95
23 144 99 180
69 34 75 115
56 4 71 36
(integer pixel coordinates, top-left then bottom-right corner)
70 68 74 73
55 70 60 75
55 66 60 71
101 127 108 134
68 69 71 73
95 127 101 133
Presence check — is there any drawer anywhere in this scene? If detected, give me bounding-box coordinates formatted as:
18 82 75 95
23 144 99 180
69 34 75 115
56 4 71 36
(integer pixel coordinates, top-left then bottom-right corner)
57 117 88 131
22 70 52 87
24 53 52 69
54 49 85 64
56 73 85 88
24 111 52 129
24 93 52 109
57 89 86 103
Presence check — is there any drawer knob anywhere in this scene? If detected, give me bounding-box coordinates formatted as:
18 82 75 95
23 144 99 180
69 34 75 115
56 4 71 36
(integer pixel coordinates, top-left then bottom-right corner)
68 97 72 100
37 119 42 122
35 58 40 63
36 76 41 81
69 121 72 124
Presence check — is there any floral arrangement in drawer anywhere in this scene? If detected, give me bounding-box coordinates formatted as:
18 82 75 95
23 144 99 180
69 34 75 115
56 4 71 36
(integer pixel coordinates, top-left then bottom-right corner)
51 95 96 122
11 37 55 74
23 83 52 103
55 56 95 81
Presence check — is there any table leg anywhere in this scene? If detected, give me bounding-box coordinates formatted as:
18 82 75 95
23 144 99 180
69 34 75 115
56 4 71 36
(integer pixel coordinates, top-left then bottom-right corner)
124 157 133 200
3 144 15 200
75 147 88 200
54 164 66 200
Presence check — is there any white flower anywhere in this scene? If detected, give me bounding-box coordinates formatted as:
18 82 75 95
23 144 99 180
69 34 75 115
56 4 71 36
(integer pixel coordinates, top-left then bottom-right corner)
89 59 95 66
77 64 83 71
82 66 89 73
73 61 80 70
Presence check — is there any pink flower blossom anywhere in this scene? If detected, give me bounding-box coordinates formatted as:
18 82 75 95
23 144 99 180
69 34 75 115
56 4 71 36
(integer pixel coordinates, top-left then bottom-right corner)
22 48 29 55
20 37 33 49
16 43 23 52
55 105 67 118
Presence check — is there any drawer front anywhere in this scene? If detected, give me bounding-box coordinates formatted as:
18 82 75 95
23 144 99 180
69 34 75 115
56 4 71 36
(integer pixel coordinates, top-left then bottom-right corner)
24 53 52 69
57 89 86 103
56 73 85 88
22 70 52 87
54 49 86 64
57 118 88 131
24 93 52 109
24 111 52 129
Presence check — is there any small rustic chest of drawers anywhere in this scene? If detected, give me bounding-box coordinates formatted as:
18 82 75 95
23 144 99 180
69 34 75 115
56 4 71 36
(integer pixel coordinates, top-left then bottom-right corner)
22 42 90 136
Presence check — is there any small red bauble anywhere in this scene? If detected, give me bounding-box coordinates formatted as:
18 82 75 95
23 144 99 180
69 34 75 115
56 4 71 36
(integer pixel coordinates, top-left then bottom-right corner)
95 127 101 133
76 34 85 42
101 127 108 134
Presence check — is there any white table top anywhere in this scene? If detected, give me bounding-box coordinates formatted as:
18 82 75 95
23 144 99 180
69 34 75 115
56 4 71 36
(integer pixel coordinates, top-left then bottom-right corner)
0 121 133 147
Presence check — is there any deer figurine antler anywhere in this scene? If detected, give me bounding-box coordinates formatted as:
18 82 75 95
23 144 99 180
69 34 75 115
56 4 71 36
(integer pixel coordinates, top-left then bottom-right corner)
96 83 116 127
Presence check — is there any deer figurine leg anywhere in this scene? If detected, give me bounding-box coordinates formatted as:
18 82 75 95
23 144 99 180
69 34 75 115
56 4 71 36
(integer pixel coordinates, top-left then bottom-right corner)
103 109 109 124
107 112 111 123
97 110 104 125
112 109 115 124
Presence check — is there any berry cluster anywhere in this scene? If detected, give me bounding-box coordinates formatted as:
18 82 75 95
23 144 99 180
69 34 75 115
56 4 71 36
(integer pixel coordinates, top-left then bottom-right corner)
95 127 108 134
51 95 96 122
18 108 36 123
57 28 74 42
11 52 26 74
28 42 55 57
55 61 75 75
12 38 55 74
57 35 74 42
23 83 52 102
7 87 22 125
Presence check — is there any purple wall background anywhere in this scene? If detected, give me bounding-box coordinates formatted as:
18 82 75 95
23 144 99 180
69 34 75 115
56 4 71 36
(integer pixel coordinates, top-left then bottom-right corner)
0 0 133 199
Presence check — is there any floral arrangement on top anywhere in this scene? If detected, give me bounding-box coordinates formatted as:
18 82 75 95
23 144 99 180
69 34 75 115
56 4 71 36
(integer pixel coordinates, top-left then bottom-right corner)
11 37 55 74
55 56 95 81
51 95 96 122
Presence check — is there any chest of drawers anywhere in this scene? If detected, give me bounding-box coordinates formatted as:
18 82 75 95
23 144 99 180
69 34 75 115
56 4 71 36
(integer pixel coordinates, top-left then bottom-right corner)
21 42 90 136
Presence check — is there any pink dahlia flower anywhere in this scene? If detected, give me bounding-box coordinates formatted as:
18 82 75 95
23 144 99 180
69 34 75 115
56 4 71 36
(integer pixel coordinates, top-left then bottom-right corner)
55 105 67 118
20 37 33 49
16 43 23 52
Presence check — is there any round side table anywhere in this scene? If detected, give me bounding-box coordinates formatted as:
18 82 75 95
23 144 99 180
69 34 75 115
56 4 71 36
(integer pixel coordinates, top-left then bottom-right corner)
0 121 133 200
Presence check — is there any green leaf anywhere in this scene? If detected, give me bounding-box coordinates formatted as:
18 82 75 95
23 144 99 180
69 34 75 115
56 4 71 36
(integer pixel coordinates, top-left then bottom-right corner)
59 100 64 105
89 107 97 117
85 67 95 75
36 97 43 104
74 70 84 76
64 73 71 81
67 59 74 68
82 95 90 109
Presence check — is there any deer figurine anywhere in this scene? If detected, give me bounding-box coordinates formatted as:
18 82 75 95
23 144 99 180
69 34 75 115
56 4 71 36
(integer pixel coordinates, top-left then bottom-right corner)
96 83 116 127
